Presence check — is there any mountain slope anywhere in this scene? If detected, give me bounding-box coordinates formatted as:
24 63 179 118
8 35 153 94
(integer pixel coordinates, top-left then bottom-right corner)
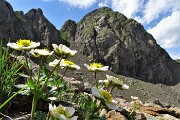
70 7 179 85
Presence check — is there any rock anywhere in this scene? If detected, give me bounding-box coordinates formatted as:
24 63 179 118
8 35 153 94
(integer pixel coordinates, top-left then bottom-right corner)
135 113 146 120
144 99 167 108
60 19 77 42
74 7 180 85
69 78 84 93
0 0 68 49
107 110 127 120
157 114 179 120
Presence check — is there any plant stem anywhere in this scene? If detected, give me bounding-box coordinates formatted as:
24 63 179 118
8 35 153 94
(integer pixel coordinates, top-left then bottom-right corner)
24 51 33 80
0 86 27 110
94 71 98 88
110 84 116 94
30 95 39 120
61 68 68 81
40 60 60 92
36 57 42 87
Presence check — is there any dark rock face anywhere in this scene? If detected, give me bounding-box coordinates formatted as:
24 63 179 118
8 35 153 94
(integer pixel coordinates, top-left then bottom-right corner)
0 0 66 49
74 7 179 84
60 19 77 41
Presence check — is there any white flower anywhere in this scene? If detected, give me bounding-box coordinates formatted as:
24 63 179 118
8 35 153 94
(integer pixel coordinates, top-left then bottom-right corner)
60 59 80 70
52 44 77 57
120 84 129 90
49 59 60 67
30 49 54 57
7 39 40 50
49 104 78 120
106 75 129 90
84 63 109 72
49 59 64 69
98 79 110 86
91 87 118 110
131 96 139 100
106 75 123 85
99 79 109 84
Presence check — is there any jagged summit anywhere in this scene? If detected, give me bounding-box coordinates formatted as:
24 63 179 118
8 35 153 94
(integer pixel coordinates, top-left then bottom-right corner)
0 0 67 49
73 7 179 85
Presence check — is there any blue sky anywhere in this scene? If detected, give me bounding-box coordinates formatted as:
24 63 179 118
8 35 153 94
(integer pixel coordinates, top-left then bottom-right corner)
7 0 180 59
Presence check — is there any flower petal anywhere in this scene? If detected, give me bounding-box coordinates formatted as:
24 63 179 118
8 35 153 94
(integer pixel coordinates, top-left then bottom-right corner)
7 43 22 50
49 103 54 111
70 116 78 120
121 84 129 90
98 66 109 71
91 87 101 98
49 59 60 67
56 114 67 120
106 102 118 110
65 107 75 116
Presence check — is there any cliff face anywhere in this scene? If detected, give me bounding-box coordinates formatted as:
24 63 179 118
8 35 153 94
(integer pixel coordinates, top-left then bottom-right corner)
74 7 179 84
0 0 67 49
0 1 179 84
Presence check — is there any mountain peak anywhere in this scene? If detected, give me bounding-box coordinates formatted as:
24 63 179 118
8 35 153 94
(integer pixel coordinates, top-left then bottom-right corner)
74 7 179 85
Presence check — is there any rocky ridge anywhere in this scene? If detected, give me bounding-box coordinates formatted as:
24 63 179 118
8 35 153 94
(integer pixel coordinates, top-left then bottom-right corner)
67 7 179 85
0 0 67 49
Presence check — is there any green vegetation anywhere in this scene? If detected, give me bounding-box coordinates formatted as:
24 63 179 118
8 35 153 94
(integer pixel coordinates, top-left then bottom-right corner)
0 39 131 120
0 41 22 107
14 11 26 22
60 31 68 41
176 59 180 63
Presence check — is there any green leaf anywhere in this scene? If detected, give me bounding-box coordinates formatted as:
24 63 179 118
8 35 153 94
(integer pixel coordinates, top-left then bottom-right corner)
53 69 57 76
91 102 97 109
42 66 49 77
27 79 35 89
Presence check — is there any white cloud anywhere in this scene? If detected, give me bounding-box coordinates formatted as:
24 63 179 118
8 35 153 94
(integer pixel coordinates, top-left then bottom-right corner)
147 11 180 49
98 3 108 7
142 0 180 24
59 0 97 9
111 0 143 18
98 0 110 7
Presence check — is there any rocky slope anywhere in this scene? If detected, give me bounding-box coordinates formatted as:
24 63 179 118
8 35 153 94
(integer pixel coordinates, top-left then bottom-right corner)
1 0 179 84
0 0 67 49
65 7 179 85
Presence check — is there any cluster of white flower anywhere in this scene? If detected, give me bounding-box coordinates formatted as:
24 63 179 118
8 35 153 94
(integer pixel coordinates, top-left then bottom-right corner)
7 39 132 119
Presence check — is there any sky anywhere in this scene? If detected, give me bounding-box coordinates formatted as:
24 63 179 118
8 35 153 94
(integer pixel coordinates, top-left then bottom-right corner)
7 0 180 59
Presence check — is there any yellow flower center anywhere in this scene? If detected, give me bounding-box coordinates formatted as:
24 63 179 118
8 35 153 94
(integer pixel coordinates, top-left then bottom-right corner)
90 63 103 68
64 60 74 65
99 90 112 103
54 107 71 118
16 39 32 47
114 78 124 85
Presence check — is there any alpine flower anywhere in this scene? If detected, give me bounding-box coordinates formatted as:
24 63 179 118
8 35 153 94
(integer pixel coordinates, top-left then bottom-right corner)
106 75 129 90
7 39 40 50
49 59 64 70
84 63 109 72
131 96 139 101
52 44 77 58
30 49 54 57
49 104 78 120
91 87 118 110
60 59 80 70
